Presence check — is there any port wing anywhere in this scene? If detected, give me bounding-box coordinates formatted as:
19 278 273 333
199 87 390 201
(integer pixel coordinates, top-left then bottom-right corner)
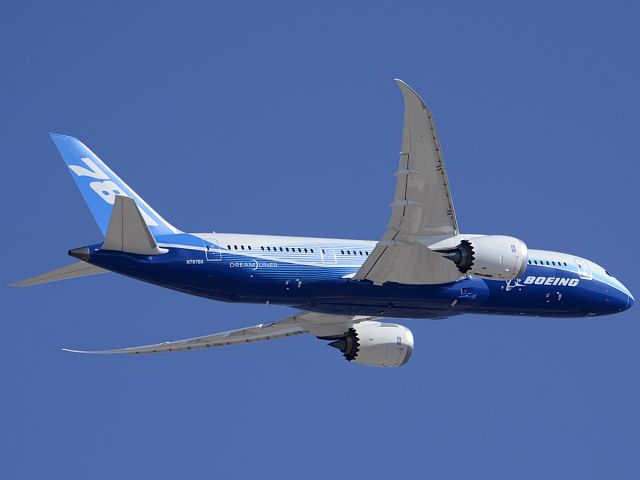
354 80 461 285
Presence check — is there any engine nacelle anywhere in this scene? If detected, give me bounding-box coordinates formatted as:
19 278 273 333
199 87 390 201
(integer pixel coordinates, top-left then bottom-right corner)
437 235 528 280
327 321 414 367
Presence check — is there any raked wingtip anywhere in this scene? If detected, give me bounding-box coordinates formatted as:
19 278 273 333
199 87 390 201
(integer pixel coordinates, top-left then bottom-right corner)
62 348 98 354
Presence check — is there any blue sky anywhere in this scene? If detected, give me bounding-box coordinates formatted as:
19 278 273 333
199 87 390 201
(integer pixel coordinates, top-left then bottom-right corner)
2 1 639 478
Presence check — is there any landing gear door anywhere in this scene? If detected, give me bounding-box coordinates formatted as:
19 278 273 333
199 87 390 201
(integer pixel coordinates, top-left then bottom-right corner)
204 238 222 261
574 257 592 280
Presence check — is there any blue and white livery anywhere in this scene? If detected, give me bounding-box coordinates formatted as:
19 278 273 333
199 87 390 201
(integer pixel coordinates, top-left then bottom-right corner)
13 80 634 367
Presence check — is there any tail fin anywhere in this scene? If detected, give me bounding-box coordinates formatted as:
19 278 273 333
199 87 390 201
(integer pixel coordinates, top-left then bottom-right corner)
50 134 180 237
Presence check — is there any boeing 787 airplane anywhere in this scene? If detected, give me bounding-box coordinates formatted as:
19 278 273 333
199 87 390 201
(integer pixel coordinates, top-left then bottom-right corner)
13 80 634 367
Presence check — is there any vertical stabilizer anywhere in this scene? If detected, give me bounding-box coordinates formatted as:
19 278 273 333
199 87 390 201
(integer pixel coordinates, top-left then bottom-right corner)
50 134 180 237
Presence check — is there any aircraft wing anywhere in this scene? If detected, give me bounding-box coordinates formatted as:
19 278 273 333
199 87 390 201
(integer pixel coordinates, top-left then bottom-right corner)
354 79 462 285
62 312 376 354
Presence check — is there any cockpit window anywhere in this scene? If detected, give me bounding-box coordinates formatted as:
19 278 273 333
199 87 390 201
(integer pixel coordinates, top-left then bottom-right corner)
605 270 614 277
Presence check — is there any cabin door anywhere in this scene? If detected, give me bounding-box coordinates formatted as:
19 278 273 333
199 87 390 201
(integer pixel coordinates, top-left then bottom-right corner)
204 238 222 261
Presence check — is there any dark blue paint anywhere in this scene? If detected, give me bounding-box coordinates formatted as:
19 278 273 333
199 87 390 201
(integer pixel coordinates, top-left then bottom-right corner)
82 236 632 320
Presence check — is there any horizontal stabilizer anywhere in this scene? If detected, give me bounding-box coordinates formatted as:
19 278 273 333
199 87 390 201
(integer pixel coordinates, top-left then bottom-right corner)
102 195 167 255
11 262 107 287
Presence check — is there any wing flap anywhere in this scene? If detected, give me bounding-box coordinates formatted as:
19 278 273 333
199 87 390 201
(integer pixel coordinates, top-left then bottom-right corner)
354 232 461 285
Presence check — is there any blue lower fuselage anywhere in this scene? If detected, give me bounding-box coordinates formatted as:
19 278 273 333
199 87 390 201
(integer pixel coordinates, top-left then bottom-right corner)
81 233 633 319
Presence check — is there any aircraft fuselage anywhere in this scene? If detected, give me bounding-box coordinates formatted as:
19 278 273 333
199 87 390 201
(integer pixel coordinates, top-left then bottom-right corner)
76 232 633 319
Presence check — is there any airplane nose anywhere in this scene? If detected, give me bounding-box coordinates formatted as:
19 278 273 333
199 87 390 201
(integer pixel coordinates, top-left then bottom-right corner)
610 290 634 313
598 288 633 315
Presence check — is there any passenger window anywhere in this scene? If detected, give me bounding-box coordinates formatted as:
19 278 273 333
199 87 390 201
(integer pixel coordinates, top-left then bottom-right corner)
310 249 314 253
341 250 344 255
234 245 238 250
280 247 283 252
227 245 231 250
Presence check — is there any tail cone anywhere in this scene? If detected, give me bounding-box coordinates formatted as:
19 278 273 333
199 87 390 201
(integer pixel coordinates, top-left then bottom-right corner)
68 247 90 262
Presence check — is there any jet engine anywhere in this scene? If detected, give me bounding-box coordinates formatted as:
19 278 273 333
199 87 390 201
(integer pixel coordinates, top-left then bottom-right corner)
327 321 414 367
436 235 528 280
